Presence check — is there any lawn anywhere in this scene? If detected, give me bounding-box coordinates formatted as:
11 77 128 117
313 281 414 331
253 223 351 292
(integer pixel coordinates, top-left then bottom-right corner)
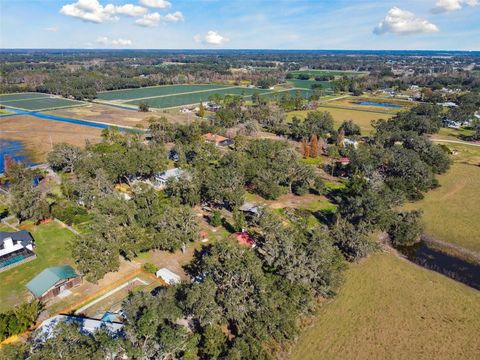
0 221 76 312
287 107 393 134
404 163 480 253
290 252 480 360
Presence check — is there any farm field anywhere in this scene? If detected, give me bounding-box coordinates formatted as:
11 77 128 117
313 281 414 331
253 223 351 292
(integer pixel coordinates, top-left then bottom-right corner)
290 252 480 360
258 89 313 100
124 86 273 109
96 84 232 101
325 96 411 114
0 115 102 162
287 107 393 134
287 79 333 90
0 93 85 111
0 221 76 312
404 162 480 253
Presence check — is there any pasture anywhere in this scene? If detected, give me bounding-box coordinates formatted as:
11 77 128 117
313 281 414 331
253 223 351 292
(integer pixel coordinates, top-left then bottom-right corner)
290 252 480 360
287 107 393 134
0 221 76 312
0 92 85 111
404 162 480 253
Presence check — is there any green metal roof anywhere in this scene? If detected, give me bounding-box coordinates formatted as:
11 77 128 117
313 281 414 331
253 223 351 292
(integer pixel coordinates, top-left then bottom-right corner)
26 265 78 297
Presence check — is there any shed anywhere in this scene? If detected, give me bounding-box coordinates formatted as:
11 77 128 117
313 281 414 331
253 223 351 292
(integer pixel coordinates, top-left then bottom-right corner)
156 268 181 285
26 265 81 301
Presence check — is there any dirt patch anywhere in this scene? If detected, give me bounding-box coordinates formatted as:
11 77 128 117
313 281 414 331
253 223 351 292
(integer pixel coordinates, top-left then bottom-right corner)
0 115 103 162
46 103 193 127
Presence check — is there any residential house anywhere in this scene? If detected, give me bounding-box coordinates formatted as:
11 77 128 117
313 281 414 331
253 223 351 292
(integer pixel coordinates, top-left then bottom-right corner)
438 101 458 108
233 231 256 248
154 168 184 188
0 230 36 272
34 315 124 343
443 119 462 129
156 268 181 285
342 138 358 149
202 133 234 147
26 265 81 301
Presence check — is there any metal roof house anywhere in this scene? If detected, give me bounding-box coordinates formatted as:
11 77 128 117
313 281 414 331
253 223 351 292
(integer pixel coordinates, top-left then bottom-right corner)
153 168 184 188
0 230 36 272
156 268 181 285
26 265 81 301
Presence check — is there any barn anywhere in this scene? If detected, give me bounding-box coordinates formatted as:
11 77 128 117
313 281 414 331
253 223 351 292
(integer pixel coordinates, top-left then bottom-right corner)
26 265 81 301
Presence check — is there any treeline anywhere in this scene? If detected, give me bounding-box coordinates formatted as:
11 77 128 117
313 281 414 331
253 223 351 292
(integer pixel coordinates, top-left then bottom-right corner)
0 301 41 342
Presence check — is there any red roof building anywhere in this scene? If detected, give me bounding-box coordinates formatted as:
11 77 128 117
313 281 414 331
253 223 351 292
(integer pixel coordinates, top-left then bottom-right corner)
202 133 233 146
233 231 256 248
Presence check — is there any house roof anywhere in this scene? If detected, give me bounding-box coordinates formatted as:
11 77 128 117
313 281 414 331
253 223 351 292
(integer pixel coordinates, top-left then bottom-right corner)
202 133 228 143
35 315 123 342
26 265 79 297
156 168 183 180
234 232 256 247
239 202 261 214
156 268 181 285
0 230 33 248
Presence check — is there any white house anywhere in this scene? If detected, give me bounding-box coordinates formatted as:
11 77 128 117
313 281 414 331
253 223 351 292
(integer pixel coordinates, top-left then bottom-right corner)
156 268 181 285
0 231 35 271
438 101 458 108
154 168 184 188
342 138 359 149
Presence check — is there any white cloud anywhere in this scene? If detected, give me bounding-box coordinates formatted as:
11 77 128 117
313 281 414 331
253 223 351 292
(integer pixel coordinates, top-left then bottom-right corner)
194 31 229 46
135 12 161 27
163 11 184 22
45 26 59 32
60 0 146 23
95 36 132 46
431 0 478 13
139 0 171 9
373 7 439 35
135 11 183 27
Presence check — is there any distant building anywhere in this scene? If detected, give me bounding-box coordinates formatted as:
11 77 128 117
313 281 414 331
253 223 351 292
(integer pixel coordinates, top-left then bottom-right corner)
202 133 234 147
156 268 181 285
337 157 351 165
34 315 124 342
438 101 458 108
342 138 358 149
0 230 36 272
154 168 184 188
443 119 462 129
239 202 261 215
26 265 81 301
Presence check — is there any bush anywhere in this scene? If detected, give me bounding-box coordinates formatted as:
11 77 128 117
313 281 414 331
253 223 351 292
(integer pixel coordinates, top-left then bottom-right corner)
51 203 89 225
0 301 41 341
210 210 222 227
143 262 157 274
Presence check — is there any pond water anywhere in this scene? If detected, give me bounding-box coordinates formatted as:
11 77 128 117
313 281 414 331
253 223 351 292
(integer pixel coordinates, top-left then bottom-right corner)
398 241 480 290
0 138 31 173
353 101 402 109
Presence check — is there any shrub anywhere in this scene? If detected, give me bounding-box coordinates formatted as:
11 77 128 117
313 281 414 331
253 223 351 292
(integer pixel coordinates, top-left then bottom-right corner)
210 210 222 227
143 263 157 274
388 210 424 247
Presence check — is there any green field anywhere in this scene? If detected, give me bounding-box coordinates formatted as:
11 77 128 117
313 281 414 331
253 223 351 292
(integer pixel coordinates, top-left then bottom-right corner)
404 162 480 253
0 221 76 312
289 69 368 78
96 84 233 101
0 95 85 111
0 92 51 101
287 79 334 90
259 89 313 100
290 253 480 360
125 87 273 109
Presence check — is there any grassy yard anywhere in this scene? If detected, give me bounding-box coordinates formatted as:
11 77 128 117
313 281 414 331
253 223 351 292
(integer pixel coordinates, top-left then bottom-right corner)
404 163 480 253
0 221 75 312
290 252 480 360
287 107 392 135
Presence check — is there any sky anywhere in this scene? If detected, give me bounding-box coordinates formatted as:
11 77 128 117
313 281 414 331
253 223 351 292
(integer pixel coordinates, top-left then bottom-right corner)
0 0 479 50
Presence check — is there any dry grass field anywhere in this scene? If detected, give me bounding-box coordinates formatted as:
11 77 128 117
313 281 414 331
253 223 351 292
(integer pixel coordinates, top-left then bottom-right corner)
0 115 102 162
47 103 194 127
290 252 480 360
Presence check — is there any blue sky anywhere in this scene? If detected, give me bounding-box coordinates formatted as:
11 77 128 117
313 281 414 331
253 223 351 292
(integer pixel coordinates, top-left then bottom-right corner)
0 0 479 50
